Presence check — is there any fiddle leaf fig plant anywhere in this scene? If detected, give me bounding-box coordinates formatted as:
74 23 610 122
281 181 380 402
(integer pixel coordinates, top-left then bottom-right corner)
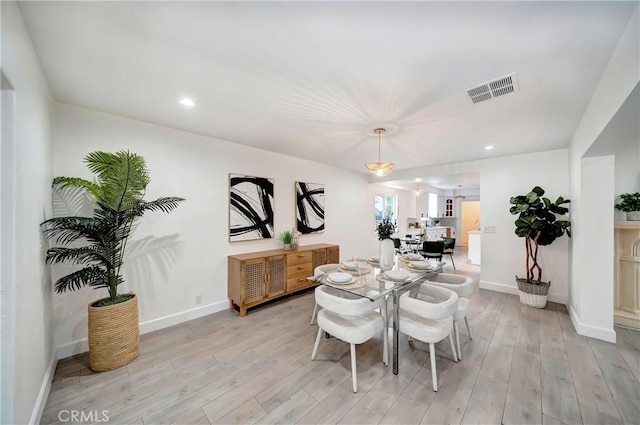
42 150 185 306
509 186 571 284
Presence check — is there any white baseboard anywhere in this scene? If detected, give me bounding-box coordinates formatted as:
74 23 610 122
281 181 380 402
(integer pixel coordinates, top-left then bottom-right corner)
30 350 57 425
56 299 229 360
139 299 228 335
569 304 616 343
479 280 568 305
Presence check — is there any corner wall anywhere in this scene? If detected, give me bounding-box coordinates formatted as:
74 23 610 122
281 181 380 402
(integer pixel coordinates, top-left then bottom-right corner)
1 1 54 423
569 6 639 342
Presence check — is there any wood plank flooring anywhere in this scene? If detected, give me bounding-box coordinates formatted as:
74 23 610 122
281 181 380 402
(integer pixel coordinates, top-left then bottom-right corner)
43 251 640 424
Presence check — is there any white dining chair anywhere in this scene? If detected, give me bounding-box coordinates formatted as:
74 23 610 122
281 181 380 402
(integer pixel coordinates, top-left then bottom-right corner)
311 285 388 393
310 264 341 324
398 284 458 391
425 273 474 359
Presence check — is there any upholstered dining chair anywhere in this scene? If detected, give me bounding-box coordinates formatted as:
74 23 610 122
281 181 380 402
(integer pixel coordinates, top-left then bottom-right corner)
442 237 456 270
425 273 474 359
419 240 445 262
310 264 340 324
311 285 388 393
398 284 459 391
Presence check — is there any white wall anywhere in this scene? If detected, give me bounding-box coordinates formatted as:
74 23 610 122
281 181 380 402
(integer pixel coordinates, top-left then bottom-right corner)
1 1 54 423
477 150 570 302
569 6 639 342
51 103 403 355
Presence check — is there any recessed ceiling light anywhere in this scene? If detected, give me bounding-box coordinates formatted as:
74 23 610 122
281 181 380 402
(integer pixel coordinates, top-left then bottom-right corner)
179 97 195 107
485 145 494 150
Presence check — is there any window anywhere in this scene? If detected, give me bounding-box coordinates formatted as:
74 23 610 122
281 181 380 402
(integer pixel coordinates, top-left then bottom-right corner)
375 194 397 224
428 193 438 218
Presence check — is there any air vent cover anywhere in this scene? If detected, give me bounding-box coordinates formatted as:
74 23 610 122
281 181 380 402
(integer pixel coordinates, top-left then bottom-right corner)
466 73 518 104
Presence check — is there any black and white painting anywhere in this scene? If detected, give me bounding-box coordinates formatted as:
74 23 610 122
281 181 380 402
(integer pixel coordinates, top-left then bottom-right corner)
229 174 274 241
296 181 325 234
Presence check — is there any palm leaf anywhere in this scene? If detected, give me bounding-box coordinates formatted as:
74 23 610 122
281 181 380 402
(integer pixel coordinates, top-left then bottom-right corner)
85 150 149 212
139 197 185 214
46 246 110 267
53 265 111 293
52 176 102 202
42 216 99 245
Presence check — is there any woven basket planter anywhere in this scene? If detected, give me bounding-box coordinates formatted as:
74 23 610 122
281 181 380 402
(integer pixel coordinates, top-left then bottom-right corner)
88 294 139 371
516 277 550 309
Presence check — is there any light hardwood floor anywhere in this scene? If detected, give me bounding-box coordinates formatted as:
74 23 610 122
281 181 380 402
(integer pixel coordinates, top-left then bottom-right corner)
43 250 640 424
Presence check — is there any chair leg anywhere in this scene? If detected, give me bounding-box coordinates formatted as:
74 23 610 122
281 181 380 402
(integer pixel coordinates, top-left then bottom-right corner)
429 343 438 392
449 253 456 270
464 316 473 340
350 343 358 393
310 303 318 325
311 327 323 360
454 321 461 360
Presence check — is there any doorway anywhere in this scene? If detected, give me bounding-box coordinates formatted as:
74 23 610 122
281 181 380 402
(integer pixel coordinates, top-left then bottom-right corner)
460 201 480 247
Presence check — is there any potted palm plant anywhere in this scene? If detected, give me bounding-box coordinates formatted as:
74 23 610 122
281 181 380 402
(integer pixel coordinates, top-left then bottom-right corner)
509 186 570 308
42 150 184 371
615 192 640 221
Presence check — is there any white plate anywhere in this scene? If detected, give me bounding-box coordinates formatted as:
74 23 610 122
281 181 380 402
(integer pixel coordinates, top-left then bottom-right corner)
370 257 379 263
327 275 355 285
403 254 423 261
384 270 411 281
341 261 358 271
409 261 433 270
327 272 352 283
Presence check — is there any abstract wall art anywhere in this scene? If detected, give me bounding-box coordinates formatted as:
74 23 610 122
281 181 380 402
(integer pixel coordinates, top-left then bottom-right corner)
295 181 325 234
229 174 274 241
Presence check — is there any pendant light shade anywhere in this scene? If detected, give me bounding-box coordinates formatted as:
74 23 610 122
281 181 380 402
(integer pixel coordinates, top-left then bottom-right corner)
413 182 424 196
365 128 395 177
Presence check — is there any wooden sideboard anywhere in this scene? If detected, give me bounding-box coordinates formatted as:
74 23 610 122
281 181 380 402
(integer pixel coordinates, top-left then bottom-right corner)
228 244 339 316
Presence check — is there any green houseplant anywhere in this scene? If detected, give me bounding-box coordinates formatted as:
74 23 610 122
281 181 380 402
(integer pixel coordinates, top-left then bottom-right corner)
279 229 294 250
509 186 571 308
615 192 640 221
42 150 184 371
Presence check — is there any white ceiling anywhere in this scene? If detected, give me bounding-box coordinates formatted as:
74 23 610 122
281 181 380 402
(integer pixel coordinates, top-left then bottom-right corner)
18 1 637 182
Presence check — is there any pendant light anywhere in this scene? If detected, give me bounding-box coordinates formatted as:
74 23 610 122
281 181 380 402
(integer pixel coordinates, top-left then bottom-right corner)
413 182 424 196
365 128 395 177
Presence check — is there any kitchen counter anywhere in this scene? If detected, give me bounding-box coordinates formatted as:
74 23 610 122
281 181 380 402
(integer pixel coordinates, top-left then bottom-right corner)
468 230 481 265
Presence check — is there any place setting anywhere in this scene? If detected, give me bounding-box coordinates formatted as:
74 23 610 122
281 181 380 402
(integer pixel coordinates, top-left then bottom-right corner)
338 260 372 275
375 268 413 284
402 259 439 273
324 271 366 289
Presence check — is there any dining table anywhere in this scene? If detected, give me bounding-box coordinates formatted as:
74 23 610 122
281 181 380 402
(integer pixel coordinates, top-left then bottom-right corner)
311 255 443 375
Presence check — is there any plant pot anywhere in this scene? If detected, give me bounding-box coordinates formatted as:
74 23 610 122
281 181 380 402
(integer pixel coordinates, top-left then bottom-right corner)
627 211 640 221
283 243 291 251
379 238 395 271
88 294 139 371
516 276 550 308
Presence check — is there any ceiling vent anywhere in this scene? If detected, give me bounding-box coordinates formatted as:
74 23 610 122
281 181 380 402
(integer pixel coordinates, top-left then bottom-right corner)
466 73 519 104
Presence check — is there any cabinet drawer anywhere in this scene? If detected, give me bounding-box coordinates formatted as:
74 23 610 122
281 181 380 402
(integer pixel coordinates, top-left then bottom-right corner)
287 275 313 292
287 263 312 279
287 251 312 266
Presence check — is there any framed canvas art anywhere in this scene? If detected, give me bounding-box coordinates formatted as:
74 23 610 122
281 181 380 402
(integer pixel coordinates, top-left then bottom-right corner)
295 181 324 234
229 174 274 241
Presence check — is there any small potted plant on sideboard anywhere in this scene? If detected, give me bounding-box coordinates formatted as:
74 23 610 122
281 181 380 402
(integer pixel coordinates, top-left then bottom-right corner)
615 192 640 221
